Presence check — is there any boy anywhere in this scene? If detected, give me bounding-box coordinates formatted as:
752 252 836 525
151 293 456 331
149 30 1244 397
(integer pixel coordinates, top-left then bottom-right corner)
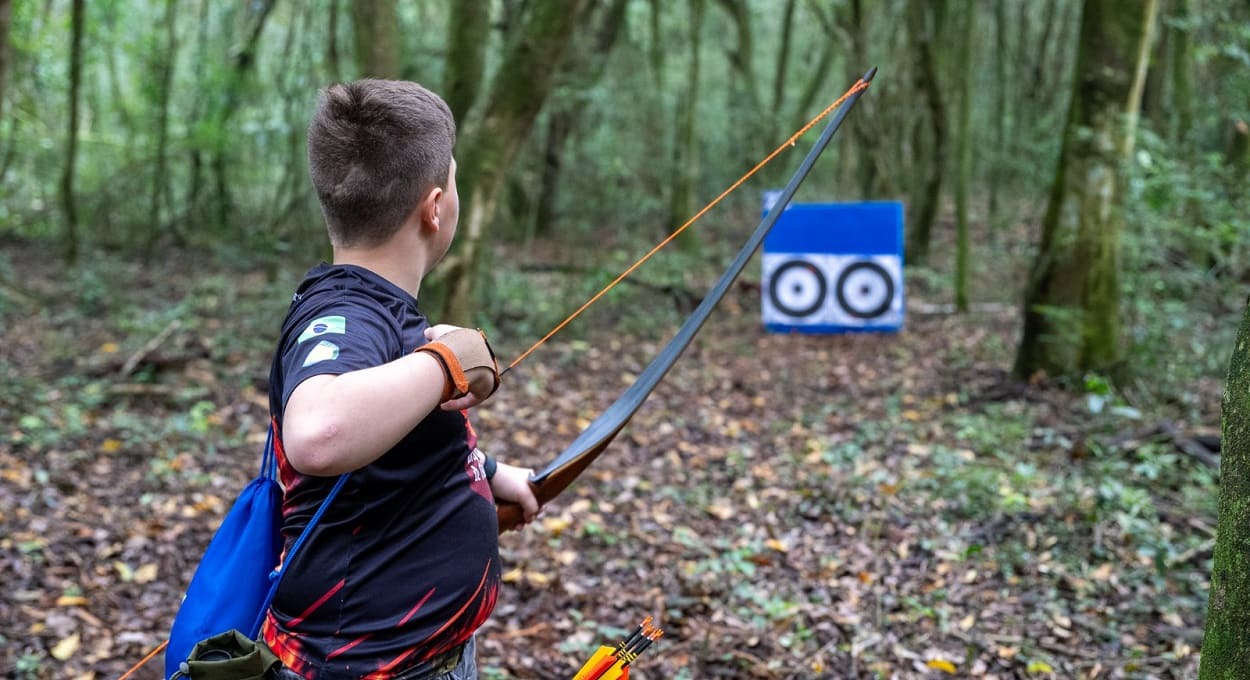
261 79 541 679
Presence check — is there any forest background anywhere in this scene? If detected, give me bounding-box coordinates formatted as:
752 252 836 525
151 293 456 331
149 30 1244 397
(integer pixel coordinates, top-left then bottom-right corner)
1 0 1249 678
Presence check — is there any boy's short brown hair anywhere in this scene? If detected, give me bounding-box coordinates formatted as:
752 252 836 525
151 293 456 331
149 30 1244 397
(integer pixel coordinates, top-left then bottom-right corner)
307 80 456 247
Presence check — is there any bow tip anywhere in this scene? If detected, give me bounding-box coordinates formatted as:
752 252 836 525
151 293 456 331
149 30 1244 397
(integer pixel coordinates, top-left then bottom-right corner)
863 66 878 82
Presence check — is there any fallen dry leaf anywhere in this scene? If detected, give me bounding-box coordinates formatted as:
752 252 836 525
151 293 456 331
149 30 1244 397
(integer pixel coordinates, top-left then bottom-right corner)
51 633 80 661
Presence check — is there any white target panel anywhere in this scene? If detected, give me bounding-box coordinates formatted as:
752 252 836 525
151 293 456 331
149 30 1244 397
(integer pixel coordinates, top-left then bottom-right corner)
762 253 902 330
761 200 904 333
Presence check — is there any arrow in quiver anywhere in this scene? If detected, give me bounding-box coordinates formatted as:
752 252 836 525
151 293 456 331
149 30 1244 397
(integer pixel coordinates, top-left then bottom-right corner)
572 617 664 680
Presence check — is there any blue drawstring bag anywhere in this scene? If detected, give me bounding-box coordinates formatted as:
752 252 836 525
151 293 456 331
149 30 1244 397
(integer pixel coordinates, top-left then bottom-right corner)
165 424 349 679
164 426 285 678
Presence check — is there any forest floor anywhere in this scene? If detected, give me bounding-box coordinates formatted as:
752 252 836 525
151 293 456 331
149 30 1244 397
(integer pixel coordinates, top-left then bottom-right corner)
0 237 1222 679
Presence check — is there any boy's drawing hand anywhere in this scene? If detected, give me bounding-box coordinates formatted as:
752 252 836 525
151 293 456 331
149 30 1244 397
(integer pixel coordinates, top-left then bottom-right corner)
439 392 484 411
490 462 542 525
422 324 500 409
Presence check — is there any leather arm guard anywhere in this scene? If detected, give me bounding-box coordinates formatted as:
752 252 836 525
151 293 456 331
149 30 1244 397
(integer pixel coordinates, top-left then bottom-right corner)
415 328 501 402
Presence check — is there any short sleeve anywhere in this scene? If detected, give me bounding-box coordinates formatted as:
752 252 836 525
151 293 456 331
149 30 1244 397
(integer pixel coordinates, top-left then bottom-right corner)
278 296 399 409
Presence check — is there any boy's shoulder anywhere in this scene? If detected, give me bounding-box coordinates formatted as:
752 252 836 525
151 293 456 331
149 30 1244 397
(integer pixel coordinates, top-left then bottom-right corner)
290 265 410 311
279 264 421 348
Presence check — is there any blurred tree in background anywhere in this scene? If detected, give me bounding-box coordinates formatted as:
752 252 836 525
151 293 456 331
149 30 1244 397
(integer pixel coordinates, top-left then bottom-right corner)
1014 0 1159 379
0 0 1245 391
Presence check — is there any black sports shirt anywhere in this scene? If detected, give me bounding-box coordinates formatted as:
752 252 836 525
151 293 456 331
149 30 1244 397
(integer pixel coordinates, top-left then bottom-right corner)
259 264 499 679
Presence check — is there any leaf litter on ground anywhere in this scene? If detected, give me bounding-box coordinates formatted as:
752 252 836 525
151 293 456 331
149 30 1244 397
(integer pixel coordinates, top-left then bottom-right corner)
0 245 1220 679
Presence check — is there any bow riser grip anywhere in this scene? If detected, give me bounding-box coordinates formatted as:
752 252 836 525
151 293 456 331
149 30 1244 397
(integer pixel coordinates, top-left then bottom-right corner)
496 441 613 533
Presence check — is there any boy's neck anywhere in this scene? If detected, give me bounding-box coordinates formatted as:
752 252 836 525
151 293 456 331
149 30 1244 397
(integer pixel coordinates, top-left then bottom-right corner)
332 230 429 299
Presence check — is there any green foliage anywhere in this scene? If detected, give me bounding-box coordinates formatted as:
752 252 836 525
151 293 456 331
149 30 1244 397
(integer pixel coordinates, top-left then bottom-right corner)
2 1 330 253
1121 127 1249 413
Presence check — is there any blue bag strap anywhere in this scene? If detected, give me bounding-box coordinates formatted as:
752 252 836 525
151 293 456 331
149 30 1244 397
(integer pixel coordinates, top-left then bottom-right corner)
259 423 278 480
248 422 349 637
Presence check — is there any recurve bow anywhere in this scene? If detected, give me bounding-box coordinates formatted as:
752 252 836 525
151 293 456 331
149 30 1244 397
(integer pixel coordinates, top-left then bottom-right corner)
497 68 877 532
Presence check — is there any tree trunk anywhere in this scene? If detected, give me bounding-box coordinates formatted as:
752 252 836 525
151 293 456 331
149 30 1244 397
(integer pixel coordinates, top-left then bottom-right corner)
352 0 400 78
790 2 837 133
532 109 574 239
0 0 11 181
326 0 341 83
440 0 589 325
1168 0 1193 145
954 0 974 312
147 0 178 254
716 0 766 156
0 0 11 125
770 0 796 116
531 0 628 239
1199 294 1250 678
444 1 491 122
1229 120 1250 183
186 0 211 227
668 0 704 247
904 0 946 266
843 0 878 199
1141 4 1169 131
988 0 1007 244
213 0 276 231
1014 0 1159 380
102 9 136 165
1028 0 1060 107
60 0 85 263
647 0 665 91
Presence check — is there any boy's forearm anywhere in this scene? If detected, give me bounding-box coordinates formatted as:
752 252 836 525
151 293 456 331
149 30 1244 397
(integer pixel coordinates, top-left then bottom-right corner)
281 352 450 475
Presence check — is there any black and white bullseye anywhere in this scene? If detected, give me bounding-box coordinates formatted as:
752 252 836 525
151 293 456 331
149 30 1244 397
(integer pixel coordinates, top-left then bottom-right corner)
835 261 894 319
768 260 828 318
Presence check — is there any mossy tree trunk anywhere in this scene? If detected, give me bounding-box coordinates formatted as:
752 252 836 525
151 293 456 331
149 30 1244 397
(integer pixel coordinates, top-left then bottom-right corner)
440 0 588 326
668 0 704 250
1167 0 1193 145
1228 119 1249 183
904 0 946 266
211 0 275 233
351 0 400 79
443 0 490 123
987 0 1008 245
1013 0 1159 380
1200 295 1250 678
715 0 765 156
60 0 84 263
953 0 974 312
146 0 178 255
531 0 628 241
0 0 10 126
325 0 341 83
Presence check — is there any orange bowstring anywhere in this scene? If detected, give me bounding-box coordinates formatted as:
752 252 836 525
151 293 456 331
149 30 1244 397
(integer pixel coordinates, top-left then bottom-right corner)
503 77 870 373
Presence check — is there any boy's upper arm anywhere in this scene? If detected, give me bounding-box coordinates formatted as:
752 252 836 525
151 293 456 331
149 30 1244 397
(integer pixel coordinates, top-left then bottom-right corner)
278 297 401 411
283 373 336 422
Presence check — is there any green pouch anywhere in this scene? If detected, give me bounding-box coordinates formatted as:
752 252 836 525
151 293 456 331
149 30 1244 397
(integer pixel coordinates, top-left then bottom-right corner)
169 629 282 680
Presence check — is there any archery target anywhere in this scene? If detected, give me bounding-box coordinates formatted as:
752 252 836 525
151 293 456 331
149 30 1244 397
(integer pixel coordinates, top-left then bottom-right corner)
762 253 903 331
768 260 827 318
760 200 904 333
835 261 894 319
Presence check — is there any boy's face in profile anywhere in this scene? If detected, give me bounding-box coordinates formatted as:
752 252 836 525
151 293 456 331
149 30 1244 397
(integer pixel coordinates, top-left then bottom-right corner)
430 157 460 269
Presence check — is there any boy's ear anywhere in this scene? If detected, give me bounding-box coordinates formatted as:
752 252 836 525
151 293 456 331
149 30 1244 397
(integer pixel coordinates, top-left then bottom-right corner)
418 187 444 231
